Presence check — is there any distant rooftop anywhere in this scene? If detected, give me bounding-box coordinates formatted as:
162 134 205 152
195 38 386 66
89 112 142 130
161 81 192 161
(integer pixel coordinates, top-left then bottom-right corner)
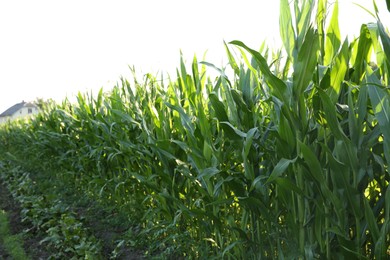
0 101 37 117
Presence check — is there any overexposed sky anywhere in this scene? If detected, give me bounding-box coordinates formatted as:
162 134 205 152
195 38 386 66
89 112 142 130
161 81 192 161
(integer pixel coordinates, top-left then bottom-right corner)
0 0 388 113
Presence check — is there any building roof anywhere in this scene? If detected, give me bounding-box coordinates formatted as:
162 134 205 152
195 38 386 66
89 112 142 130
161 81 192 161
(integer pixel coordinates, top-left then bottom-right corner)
0 101 37 117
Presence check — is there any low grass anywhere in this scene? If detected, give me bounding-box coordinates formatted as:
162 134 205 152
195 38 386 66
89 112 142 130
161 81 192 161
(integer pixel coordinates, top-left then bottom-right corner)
0 209 29 260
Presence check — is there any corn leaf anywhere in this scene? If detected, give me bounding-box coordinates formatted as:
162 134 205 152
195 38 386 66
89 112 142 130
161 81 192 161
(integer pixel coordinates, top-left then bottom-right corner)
224 41 240 76
298 141 325 183
275 177 305 196
352 24 373 83
377 19 390 64
363 198 380 243
365 71 390 165
209 93 229 122
293 27 319 98
327 39 349 104
324 0 341 65
229 40 289 104
318 89 347 140
280 0 296 58
296 0 315 48
266 157 297 184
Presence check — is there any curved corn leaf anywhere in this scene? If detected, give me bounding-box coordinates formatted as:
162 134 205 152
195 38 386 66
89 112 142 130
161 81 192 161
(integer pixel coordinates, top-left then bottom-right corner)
266 157 297 184
229 40 289 104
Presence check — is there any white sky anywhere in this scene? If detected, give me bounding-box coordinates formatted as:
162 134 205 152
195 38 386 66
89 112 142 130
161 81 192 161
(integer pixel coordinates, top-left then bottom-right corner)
0 0 389 113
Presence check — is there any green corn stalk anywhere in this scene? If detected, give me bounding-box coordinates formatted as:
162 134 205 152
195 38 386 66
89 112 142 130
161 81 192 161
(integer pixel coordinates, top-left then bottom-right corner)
0 0 389 258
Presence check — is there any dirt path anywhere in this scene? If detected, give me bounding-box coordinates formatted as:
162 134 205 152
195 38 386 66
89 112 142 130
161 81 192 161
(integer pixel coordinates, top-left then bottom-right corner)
0 180 50 259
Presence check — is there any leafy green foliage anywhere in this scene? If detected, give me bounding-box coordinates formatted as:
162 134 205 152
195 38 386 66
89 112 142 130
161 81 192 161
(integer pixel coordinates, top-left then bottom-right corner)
0 164 102 259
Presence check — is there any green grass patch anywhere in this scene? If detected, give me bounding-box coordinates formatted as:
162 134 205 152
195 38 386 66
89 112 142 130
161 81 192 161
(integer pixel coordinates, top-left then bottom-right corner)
0 209 29 260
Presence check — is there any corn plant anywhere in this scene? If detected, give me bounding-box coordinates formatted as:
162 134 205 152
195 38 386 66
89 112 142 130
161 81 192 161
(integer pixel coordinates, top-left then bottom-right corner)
0 0 389 258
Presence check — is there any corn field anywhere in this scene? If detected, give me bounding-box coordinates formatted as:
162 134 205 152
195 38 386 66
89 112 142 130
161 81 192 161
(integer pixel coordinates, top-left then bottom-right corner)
0 0 389 258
